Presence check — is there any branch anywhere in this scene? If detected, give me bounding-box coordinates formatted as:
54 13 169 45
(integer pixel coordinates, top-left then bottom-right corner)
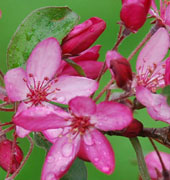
105 126 170 148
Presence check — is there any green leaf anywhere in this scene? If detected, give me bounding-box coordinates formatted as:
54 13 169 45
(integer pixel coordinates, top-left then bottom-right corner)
64 59 86 77
7 7 79 69
48 101 68 109
162 85 170 96
161 86 170 105
61 158 87 180
33 132 52 152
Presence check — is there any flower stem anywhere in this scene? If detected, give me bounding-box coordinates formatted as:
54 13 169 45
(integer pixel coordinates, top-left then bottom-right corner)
149 138 169 179
94 78 114 102
130 137 150 180
9 135 34 180
127 24 160 61
127 32 152 61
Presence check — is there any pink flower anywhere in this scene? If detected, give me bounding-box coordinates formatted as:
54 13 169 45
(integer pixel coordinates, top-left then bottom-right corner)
135 28 170 124
106 50 132 90
61 17 106 56
120 0 151 32
145 151 170 180
0 139 23 173
41 96 133 179
60 45 104 79
150 0 170 30
13 96 133 179
4 38 98 136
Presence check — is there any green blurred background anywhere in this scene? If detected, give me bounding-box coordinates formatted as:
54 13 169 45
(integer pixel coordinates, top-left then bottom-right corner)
0 0 169 179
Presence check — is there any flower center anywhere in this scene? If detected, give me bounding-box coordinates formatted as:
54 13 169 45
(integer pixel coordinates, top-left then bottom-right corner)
137 63 165 92
23 74 60 106
70 115 92 135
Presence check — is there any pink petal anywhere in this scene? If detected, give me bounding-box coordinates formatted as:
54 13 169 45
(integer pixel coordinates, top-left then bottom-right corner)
15 126 30 138
136 86 170 124
145 151 170 179
165 58 170 85
43 127 71 144
165 4 170 27
136 28 169 74
41 135 80 180
26 38 61 84
81 129 115 174
13 105 70 131
95 101 133 131
61 61 104 79
69 96 96 116
4 68 28 101
71 45 101 62
48 75 98 104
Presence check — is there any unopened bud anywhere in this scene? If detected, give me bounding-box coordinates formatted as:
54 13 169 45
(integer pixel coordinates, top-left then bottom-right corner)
62 17 106 56
106 50 132 90
120 0 151 32
165 58 170 85
0 140 23 173
122 119 143 137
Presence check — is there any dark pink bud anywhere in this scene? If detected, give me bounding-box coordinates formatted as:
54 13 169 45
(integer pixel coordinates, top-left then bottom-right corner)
0 140 23 173
106 50 132 90
122 119 143 138
62 17 106 55
120 0 151 32
165 58 170 85
70 45 101 62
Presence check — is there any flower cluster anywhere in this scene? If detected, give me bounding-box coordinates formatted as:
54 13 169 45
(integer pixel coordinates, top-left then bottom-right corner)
0 0 170 180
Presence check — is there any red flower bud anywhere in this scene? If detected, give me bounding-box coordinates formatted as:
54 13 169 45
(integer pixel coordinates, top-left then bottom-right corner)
120 0 151 32
106 50 132 90
165 58 170 85
62 17 106 56
122 119 143 138
0 140 23 173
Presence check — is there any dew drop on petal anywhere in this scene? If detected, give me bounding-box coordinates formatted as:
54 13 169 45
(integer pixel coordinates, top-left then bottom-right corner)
46 173 56 180
62 143 73 157
102 166 110 172
57 97 65 103
94 157 99 162
83 133 94 146
47 156 54 163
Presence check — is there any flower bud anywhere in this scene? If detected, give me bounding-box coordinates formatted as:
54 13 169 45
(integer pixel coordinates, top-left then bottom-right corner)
0 139 23 173
165 58 170 85
122 119 143 137
120 0 151 32
106 50 132 90
61 17 106 56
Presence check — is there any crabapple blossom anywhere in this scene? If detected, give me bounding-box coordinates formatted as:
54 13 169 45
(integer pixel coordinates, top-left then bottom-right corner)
60 45 104 79
61 17 106 56
145 151 170 180
106 50 132 90
135 28 170 124
40 96 133 179
12 96 133 179
0 139 23 173
120 0 151 32
4 37 98 136
150 0 170 31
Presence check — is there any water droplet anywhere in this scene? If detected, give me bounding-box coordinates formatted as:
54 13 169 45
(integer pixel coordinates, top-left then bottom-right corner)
62 143 73 157
47 156 54 163
83 133 94 145
60 166 66 172
94 157 99 162
102 166 110 172
46 173 56 180
57 96 65 103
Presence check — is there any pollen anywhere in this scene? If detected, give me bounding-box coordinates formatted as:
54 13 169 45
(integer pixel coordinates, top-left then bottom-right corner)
23 74 60 106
